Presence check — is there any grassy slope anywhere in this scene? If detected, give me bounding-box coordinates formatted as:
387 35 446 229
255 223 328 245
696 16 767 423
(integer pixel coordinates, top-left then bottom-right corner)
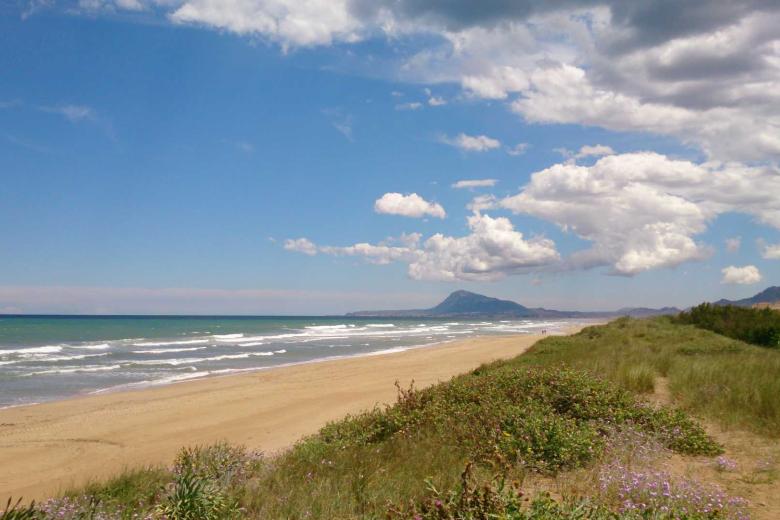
5 317 779 519
513 317 780 436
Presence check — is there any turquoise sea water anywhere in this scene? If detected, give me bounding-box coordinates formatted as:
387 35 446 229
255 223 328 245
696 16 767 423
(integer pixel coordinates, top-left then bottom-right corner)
0 315 582 408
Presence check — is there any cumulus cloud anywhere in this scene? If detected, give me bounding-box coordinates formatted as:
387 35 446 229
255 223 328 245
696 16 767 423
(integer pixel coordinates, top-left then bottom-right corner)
575 144 615 159
374 192 446 219
408 213 560 281
725 237 742 253
315 213 559 281
170 0 361 49
721 265 762 285
759 241 780 259
452 179 497 189
440 133 501 152
496 152 780 275
283 237 317 256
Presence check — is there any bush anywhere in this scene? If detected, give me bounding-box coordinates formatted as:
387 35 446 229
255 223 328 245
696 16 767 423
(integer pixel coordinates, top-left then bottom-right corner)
674 303 780 348
156 472 240 520
174 442 262 487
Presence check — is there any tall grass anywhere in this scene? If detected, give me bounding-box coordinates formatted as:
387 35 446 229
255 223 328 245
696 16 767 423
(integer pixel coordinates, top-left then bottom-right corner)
514 317 780 436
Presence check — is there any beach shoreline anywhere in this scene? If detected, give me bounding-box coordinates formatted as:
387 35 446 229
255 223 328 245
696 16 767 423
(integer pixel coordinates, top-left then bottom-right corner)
0 326 591 502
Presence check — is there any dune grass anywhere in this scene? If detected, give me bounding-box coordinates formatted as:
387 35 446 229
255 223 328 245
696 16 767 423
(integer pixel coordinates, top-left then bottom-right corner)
513 316 780 436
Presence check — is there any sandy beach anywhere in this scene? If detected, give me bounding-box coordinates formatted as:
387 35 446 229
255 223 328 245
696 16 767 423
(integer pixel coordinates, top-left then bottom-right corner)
0 330 587 502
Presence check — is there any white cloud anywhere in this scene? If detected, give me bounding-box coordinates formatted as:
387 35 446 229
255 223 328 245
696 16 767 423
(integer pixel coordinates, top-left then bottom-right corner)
170 0 361 49
575 144 615 159
283 237 317 256
760 241 780 259
497 152 780 275
39 104 95 122
506 143 529 156
316 213 560 281
374 192 446 219
408 213 560 281
452 179 497 189
441 133 501 152
725 236 742 253
395 101 422 111
423 88 446 106
721 265 762 284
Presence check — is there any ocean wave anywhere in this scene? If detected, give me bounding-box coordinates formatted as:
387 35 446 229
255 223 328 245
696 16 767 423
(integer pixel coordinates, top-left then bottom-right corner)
132 339 210 347
71 343 111 350
132 347 208 354
305 324 349 330
0 345 63 355
129 351 276 366
238 341 265 347
37 353 110 362
25 364 121 376
212 333 244 340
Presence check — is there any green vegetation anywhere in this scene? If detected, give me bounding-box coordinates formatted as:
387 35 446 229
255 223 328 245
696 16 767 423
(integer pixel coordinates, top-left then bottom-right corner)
673 303 780 348
516 316 780 436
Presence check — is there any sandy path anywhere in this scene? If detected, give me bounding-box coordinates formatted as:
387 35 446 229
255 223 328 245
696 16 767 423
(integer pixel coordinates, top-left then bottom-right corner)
0 331 569 501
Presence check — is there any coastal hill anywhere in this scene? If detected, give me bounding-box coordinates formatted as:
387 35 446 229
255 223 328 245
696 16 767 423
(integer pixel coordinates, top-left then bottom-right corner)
347 290 679 319
715 286 780 307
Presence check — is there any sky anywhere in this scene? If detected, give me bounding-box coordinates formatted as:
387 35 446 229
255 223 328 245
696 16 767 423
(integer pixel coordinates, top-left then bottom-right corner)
1 0 779 315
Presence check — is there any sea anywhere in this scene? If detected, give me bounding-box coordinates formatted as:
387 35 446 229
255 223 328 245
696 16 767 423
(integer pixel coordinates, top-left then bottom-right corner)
0 315 584 408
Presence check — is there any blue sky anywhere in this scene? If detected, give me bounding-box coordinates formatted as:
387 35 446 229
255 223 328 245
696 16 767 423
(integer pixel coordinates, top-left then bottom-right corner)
1 2 779 314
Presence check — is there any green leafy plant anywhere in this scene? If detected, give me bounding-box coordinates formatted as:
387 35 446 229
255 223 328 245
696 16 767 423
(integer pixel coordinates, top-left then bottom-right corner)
156 472 240 520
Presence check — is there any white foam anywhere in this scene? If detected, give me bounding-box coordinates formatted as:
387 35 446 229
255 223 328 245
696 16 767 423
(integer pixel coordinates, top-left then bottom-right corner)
304 324 348 331
364 346 409 356
238 341 265 347
366 323 395 328
273 349 287 354
130 351 276 366
0 345 63 355
133 339 210 347
71 343 111 350
212 333 243 340
26 364 121 376
132 347 207 354
38 353 109 362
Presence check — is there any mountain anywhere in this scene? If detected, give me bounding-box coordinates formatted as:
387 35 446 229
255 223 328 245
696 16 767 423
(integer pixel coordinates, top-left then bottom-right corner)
347 290 535 318
429 290 534 317
347 290 678 319
714 286 780 307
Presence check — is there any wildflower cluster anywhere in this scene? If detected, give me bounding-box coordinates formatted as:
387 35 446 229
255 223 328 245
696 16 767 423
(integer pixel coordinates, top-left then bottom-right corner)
599 462 749 519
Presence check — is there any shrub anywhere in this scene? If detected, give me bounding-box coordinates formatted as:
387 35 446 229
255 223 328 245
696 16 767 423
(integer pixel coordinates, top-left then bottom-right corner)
674 303 780 348
156 472 240 520
173 442 262 487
